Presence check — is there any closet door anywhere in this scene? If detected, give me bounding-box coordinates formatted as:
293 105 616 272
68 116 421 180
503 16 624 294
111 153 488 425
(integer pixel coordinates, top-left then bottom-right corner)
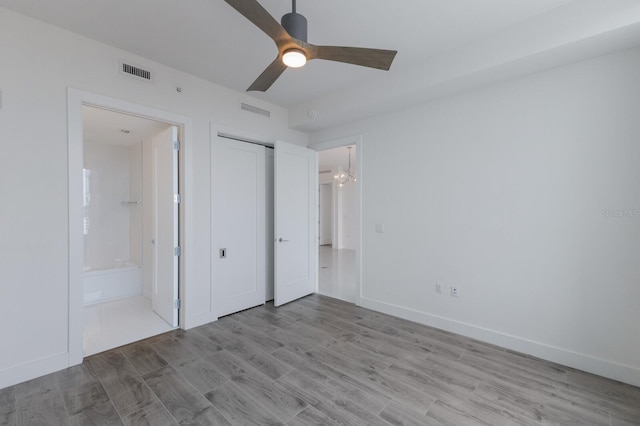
212 137 266 317
274 141 317 306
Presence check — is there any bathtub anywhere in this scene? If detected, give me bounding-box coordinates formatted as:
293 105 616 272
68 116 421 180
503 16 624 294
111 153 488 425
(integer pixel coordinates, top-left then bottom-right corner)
83 263 143 305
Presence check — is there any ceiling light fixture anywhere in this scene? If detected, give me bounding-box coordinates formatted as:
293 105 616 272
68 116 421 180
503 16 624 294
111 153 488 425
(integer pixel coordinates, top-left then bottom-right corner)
283 48 307 68
224 0 397 91
334 146 356 187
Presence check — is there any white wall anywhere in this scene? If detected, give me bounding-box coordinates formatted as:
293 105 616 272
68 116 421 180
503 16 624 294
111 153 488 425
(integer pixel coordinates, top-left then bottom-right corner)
141 133 156 299
129 141 143 267
319 183 333 245
0 6 307 388
83 142 131 270
310 47 640 386
339 181 357 251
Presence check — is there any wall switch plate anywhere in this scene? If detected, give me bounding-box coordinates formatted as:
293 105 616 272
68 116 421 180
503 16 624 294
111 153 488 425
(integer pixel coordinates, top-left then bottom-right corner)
435 283 442 294
451 286 459 297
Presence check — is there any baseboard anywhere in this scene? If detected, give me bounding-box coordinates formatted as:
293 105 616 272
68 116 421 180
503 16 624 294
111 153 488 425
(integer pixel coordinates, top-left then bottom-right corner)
359 297 640 388
0 352 69 389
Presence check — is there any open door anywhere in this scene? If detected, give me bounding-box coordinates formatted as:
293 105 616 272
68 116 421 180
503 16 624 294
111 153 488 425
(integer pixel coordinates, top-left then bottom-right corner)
274 141 317 306
152 126 179 327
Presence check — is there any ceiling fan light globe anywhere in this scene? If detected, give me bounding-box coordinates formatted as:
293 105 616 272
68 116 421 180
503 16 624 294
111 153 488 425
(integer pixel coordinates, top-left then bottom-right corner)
283 49 307 68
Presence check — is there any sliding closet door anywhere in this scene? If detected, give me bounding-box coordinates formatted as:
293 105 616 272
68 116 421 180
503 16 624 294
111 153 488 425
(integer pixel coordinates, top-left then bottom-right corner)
212 137 266 317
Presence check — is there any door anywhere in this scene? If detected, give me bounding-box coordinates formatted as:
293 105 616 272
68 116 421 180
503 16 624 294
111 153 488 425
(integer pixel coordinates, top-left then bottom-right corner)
152 126 179 327
212 137 266 317
274 141 317 306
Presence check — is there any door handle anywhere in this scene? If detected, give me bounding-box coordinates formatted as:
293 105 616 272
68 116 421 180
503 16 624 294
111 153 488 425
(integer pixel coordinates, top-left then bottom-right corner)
278 237 289 243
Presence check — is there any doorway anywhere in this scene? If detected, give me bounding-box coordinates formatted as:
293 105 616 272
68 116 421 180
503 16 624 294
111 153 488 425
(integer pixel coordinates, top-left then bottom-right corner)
315 138 362 304
68 88 192 366
81 106 179 356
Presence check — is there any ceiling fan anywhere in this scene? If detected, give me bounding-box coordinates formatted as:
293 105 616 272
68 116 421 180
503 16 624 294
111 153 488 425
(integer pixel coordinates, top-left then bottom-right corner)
224 0 398 92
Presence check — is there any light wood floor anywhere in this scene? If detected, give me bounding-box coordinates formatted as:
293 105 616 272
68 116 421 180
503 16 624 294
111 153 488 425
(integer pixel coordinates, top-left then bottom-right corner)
2 294 639 425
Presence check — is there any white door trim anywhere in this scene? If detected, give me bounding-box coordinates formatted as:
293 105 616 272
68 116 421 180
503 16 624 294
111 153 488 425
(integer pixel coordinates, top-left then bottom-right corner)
67 88 192 366
311 136 363 306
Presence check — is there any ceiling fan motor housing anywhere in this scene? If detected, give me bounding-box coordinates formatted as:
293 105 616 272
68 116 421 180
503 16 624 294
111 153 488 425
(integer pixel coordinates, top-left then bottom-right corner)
281 12 307 42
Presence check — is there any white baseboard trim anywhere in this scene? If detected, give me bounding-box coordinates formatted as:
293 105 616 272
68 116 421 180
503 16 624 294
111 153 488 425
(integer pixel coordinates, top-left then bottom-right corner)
359 297 640 387
0 353 69 389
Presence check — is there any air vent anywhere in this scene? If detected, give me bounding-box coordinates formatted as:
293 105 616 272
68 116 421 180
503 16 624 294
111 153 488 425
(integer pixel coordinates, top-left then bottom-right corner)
241 102 271 118
120 61 154 83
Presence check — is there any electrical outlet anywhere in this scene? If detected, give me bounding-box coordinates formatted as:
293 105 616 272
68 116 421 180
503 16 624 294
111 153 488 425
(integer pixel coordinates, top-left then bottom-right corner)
435 283 442 294
451 286 459 297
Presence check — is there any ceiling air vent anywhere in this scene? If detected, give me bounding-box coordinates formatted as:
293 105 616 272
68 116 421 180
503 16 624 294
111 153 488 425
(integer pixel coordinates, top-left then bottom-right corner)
120 61 154 83
241 102 271 118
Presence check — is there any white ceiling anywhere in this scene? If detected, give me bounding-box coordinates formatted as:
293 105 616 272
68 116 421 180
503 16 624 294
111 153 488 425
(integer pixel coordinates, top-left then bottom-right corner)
1 0 576 106
83 106 170 146
3 0 640 132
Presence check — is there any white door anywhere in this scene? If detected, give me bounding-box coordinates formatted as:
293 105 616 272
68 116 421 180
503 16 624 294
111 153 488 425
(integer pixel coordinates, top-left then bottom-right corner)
212 137 266 317
274 141 317 306
152 126 179 327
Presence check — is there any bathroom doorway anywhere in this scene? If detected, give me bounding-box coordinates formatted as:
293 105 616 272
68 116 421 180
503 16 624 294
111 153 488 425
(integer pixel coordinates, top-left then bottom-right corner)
81 106 179 356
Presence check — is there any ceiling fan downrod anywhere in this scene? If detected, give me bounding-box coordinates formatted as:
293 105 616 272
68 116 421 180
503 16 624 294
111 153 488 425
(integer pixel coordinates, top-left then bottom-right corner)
281 0 307 41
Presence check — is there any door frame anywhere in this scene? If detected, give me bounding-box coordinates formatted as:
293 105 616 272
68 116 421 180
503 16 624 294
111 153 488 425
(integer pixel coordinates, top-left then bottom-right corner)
311 135 363 305
67 89 192 365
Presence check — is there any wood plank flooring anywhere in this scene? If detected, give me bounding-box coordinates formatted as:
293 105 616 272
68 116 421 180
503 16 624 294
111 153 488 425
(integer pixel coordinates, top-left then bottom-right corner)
2 294 639 425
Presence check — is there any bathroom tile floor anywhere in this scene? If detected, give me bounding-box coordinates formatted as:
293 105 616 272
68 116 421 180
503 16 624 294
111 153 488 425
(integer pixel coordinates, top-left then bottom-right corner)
83 295 175 356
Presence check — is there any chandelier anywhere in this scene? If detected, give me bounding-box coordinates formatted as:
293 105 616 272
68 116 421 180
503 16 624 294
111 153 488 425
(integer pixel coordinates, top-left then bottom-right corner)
334 146 356 187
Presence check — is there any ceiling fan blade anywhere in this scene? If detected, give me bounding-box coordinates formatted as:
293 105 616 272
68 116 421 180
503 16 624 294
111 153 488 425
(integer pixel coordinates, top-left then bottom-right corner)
224 0 291 45
247 57 288 91
307 45 397 70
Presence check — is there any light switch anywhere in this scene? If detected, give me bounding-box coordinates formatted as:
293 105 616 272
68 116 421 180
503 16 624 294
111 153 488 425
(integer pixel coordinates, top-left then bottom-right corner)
375 224 385 233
